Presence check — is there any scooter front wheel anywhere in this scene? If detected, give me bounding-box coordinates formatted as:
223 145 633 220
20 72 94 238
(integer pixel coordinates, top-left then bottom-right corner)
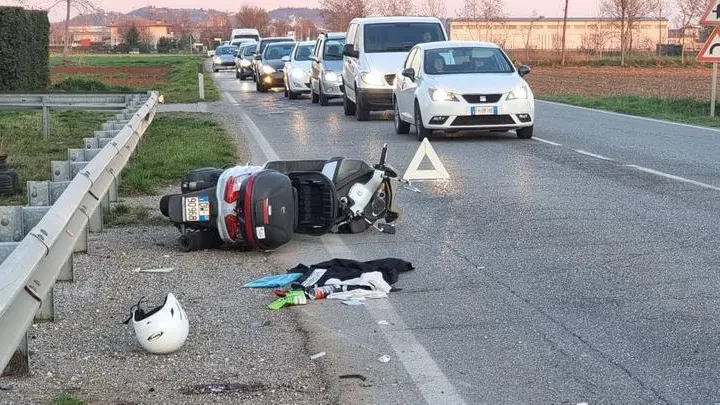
178 235 194 252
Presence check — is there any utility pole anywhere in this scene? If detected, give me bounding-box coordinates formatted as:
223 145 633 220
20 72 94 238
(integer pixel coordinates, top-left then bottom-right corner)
561 0 569 65
63 0 70 57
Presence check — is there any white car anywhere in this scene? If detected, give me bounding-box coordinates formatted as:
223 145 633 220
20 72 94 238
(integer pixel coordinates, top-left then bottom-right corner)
393 41 535 140
282 41 315 99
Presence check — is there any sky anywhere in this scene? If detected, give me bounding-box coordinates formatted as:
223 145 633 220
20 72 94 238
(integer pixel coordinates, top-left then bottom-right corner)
23 0 609 24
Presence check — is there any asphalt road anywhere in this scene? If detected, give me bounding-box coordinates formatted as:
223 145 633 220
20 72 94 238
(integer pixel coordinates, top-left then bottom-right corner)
215 71 720 405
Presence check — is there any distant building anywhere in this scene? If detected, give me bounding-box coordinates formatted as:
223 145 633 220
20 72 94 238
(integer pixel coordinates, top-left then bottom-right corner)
108 17 173 47
68 26 110 47
668 25 702 51
450 17 669 52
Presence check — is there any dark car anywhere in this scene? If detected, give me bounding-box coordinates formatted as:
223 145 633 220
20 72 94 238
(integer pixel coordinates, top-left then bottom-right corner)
252 37 294 86
212 45 238 72
255 41 296 92
235 41 257 80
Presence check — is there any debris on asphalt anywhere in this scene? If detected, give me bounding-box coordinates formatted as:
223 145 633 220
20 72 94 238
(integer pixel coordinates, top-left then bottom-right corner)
342 299 365 306
309 352 326 360
0 383 13 391
181 382 267 395
133 267 175 273
267 290 307 310
377 355 391 363
250 319 271 329
377 320 389 325
339 374 367 381
243 273 303 288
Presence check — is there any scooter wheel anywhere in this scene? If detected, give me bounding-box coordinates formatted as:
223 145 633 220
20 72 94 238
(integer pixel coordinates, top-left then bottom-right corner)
178 235 194 252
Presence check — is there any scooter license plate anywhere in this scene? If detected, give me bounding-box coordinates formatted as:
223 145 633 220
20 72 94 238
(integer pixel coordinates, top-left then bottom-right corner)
471 106 497 115
183 195 210 222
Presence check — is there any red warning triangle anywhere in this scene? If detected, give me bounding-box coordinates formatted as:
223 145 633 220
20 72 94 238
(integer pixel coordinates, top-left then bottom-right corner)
697 28 720 62
701 0 720 25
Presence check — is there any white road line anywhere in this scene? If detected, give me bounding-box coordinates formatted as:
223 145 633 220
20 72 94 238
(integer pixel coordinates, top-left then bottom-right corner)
225 92 279 161
538 100 720 134
228 91 466 405
574 149 615 161
534 137 562 146
626 164 720 191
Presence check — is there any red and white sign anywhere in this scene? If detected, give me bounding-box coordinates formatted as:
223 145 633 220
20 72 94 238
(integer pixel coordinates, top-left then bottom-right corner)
698 28 720 62
700 0 720 25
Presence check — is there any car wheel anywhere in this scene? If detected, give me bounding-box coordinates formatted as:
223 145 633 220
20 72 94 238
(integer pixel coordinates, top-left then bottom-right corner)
284 85 289 97
356 87 370 121
289 90 299 100
516 125 534 139
319 82 329 106
414 101 432 141
311 89 319 104
394 98 410 134
213 68 218 73
256 80 268 93
343 91 356 116
235 69 240 79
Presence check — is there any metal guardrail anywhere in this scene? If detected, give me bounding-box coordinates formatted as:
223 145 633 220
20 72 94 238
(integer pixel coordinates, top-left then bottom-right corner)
0 91 158 375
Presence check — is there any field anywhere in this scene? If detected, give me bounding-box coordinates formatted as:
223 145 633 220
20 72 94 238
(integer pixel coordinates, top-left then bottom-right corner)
48 55 218 103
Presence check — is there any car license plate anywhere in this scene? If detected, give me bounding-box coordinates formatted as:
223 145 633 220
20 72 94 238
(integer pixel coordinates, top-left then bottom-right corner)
183 195 210 222
471 106 498 115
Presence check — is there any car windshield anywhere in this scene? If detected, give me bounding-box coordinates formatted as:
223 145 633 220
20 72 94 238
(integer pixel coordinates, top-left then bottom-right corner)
264 43 295 60
324 39 345 60
423 47 515 75
215 46 237 56
242 44 257 56
294 44 314 61
259 39 291 54
363 23 443 53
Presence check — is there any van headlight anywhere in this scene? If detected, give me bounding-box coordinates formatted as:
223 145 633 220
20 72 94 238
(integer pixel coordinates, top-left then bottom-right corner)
507 85 529 100
262 65 276 74
361 71 385 86
291 68 306 80
428 88 458 102
324 71 339 82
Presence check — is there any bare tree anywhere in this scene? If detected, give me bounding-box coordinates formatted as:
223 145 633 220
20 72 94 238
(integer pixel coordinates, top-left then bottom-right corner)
456 0 504 41
270 19 293 36
373 0 415 16
456 0 482 40
42 0 101 57
561 0 569 65
655 0 666 58
294 18 319 41
522 10 541 59
674 0 705 63
419 0 446 18
319 0 369 32
235 5 271 35
601 0 652 65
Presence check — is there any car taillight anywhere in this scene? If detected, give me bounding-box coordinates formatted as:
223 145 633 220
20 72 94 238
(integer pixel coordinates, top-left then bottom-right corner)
224 176 237 203
224 215 239 239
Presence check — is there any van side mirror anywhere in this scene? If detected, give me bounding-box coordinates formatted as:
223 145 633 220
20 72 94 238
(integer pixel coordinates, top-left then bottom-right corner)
343 43 359 58
517 65 531 77
402 67 415 81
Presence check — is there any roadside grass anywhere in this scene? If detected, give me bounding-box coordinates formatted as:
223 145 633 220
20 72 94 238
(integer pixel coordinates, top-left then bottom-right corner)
508 51 705 68
0 110 112 205
119 112 239 196
538 94 720 127
50 55 219 103
49 392 84 405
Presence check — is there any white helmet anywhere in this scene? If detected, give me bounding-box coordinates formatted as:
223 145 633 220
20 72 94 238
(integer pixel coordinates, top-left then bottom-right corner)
123 293 189 354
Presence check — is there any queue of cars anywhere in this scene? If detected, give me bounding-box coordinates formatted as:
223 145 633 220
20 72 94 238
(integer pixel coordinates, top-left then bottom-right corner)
222 16 536 140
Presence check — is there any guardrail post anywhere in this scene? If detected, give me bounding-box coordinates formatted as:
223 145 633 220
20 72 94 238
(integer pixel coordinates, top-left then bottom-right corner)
88 204 103 233
35 290 54 322
42 96 50 140
1 332 29 377
58 257 73 282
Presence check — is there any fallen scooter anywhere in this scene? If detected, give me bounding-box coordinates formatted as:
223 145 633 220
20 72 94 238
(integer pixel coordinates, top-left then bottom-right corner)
159 144 418 252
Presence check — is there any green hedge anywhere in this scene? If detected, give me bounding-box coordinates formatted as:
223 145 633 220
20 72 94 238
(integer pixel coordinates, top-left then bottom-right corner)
0 7 50 91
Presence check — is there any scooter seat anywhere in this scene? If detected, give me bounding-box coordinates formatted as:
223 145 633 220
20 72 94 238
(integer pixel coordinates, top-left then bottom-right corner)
287 171 338 236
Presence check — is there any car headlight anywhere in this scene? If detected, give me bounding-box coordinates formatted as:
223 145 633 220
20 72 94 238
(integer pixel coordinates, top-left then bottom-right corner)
291 68 306 80
240 60 251 67
213 57 221 64
428 88 459 102
324 71 339 82
262 65 276 74
507 85 529 100
361 71 385 86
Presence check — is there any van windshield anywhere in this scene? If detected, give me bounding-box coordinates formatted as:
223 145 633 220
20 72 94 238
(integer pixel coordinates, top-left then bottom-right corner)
363 23 444 53
234 34 259 41
324 39 345 60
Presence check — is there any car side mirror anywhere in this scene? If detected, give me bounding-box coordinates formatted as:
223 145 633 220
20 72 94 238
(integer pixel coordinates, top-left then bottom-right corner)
402 67 416 81
342 43 358 58
281 55 290 62
517 65 531 77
